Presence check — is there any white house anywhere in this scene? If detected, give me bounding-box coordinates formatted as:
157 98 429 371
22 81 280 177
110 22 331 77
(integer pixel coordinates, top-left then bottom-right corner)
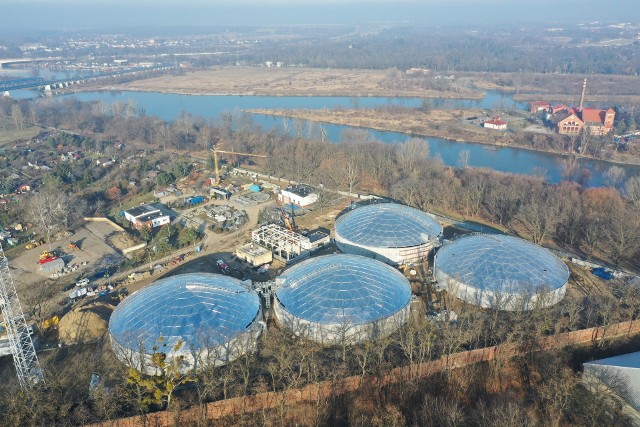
278 185 318 207
123 204 170 229
483 116 507 130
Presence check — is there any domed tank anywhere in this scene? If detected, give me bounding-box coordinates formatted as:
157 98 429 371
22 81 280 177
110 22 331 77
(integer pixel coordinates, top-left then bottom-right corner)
274 254 412 344
109 273 262 374
434 234 569 311
335 203 442 265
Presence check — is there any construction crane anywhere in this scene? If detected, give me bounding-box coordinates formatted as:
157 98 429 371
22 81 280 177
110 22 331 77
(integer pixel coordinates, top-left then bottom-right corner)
0 242 44 388
211 147 267 186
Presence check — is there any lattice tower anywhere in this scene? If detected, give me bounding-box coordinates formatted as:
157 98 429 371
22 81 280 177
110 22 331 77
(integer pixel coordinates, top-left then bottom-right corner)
0 242 44 388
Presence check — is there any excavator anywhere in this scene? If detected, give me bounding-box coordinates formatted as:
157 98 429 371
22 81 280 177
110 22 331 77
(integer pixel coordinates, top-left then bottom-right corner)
275 194 296 233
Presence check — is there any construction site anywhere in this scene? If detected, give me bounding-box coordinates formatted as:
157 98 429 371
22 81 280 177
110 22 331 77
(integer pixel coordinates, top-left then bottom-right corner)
1 147 640 425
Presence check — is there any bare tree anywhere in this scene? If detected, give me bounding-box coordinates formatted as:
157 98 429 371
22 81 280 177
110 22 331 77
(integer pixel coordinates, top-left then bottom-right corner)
26 189 76 249
624 176 640 208
457 149 470 169
396 137 430 177
603 166 626 188
516 184 564 244
11 104 25 131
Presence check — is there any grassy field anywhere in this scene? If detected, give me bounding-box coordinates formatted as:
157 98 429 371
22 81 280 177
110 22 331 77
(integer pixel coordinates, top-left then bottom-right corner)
0 115 40 146
96 66 484 99
245 107 509 146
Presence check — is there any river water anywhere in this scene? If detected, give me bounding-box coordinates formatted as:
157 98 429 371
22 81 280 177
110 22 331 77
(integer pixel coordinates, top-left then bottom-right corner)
4 69 639 187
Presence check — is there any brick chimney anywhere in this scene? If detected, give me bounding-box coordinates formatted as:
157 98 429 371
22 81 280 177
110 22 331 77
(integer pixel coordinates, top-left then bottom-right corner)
579 78 587 111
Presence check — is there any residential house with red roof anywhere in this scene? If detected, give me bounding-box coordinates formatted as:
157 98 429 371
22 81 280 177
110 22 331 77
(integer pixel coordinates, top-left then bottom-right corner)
483 116 507 130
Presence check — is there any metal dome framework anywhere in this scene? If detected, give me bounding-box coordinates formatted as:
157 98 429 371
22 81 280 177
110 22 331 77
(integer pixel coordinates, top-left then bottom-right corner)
335 203 443 265
274 254 412 344
109 273 263 375
434 234 569 311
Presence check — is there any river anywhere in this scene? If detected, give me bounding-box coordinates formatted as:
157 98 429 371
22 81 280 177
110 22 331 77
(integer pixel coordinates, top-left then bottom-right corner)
3 69 638 187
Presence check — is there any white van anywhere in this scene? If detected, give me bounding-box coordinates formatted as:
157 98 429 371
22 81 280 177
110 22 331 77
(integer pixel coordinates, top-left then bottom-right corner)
76 278 90 287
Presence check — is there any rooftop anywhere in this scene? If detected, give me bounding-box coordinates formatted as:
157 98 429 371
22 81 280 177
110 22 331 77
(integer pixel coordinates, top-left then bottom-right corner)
283 184 315 198
237 242 270 257
126 204 160 218
580 108 611 125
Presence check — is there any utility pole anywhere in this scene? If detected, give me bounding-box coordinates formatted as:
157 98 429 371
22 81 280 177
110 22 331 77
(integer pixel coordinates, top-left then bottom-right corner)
0 242 44 388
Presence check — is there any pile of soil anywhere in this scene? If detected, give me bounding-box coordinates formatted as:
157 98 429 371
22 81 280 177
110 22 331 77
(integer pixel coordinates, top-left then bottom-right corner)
109 233 138 251
58 301 115 344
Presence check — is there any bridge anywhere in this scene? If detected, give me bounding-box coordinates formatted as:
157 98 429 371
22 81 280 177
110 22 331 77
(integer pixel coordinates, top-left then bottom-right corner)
0 78 46 91
0 66 175 93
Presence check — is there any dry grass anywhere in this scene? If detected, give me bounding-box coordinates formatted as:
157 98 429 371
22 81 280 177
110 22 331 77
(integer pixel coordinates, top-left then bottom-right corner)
102 66 483 99
246 107 501 144
0 116 40 146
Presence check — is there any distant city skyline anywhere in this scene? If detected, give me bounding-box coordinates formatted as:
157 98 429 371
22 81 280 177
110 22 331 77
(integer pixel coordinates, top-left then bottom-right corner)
2 0 639 30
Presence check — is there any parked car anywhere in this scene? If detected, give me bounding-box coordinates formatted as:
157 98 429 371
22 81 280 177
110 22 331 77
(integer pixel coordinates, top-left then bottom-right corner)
216 260 230 274
76 278 90 287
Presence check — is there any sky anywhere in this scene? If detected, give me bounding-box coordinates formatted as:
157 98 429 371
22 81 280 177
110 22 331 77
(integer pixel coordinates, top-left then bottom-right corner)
2 0 640 30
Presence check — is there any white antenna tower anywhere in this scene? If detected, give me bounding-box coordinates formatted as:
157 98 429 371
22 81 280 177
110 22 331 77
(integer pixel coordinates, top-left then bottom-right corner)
0 242 44 388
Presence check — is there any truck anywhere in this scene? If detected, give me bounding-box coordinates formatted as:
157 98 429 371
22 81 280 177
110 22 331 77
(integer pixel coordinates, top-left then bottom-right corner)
185 196 206 205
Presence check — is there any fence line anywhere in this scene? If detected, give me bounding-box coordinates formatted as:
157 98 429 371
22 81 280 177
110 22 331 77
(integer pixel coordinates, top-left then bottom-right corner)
92 319 640 427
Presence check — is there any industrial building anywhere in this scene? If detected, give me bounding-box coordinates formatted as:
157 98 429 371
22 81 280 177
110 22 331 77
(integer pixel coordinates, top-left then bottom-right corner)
273 254 412 344
434 234 569 311
334 203 443 265
252 224 330 263
108 273 263 375
278 185 318 207
123 204 170 229
235 242 273 267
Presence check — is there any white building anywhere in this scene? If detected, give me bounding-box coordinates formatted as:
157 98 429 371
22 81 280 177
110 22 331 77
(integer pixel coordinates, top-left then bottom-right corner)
584 351 640 414
123 204 170 229
483 116 507 130
278 185 318 207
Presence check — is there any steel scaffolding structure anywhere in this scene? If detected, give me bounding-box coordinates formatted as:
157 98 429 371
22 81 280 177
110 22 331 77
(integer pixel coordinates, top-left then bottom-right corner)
0 242 43 388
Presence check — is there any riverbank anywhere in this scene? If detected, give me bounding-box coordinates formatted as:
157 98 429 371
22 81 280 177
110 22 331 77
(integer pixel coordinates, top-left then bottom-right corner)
247 107 640 166
82 66 485 99
514 93 640 104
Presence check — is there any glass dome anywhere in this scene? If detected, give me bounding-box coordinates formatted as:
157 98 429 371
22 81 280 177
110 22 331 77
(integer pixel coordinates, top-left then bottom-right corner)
335 203 442 248
275 254 411 325
434 234 569 293
109 273 261 354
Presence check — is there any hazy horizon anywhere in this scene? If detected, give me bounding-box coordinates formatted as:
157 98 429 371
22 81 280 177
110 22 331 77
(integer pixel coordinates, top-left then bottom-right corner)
3 0 639 31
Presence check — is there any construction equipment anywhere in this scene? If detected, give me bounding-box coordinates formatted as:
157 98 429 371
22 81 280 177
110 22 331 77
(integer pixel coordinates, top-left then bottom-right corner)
0 241 44 388
211 147 267 186
275 194 295 233
25 239 45 250
68 243 79 251
39 251 55 261
42 315 59 331
37 251 58 265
